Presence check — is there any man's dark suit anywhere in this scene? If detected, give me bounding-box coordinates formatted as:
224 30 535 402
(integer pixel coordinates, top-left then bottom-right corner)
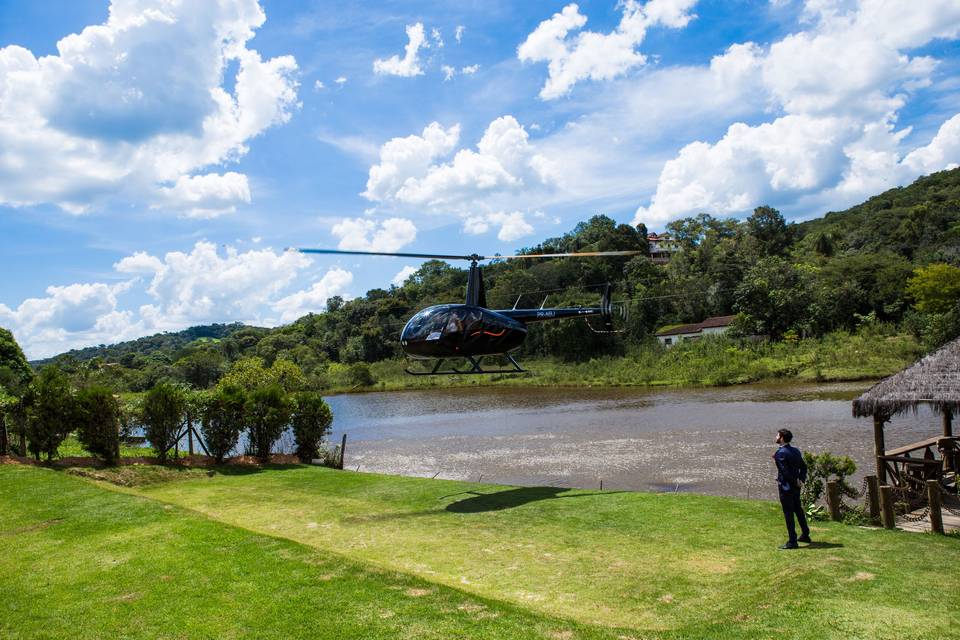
774 443 810 544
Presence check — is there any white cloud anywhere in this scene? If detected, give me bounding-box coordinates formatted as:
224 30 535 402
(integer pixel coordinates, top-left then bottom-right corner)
0 282 138 358
331 217 418 252
364 116 555 210
391 265 418 286
335 76 347 85
0 0 298 215
632 0 960 224
124 241 312 327
463 211 535 241
155 172 251 218
461 64 480 75
273 267 353 322
373 22 427 77
314 79 325 90
455 25 465 44
442 65 456 81
431 27 444 48
518 0 697 99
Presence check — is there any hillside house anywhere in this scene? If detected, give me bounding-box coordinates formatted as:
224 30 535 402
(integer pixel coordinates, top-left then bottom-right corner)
647 232 679 264
655 315 735 346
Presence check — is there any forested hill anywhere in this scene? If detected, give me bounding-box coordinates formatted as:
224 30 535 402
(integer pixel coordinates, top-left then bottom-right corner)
23 167 960 392
30 323 254 367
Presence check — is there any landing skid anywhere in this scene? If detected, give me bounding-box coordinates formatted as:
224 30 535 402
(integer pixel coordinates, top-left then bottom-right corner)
405 354 526 376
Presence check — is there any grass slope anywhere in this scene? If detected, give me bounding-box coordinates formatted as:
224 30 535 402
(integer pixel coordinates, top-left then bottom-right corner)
132 465 959 639
0 465 623 640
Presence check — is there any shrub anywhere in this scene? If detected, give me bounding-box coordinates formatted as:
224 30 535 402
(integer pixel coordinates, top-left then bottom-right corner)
245 385 293 463
201 384 246 463
75 385 121 465
24 366 76 462
291 392 333 463
345 363 375 387
141 382 187 463
801 450 857 512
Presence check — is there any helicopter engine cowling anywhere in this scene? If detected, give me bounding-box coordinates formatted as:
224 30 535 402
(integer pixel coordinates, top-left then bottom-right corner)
400 304 527 359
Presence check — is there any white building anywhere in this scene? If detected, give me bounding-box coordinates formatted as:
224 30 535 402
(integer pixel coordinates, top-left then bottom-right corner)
655 315 735 346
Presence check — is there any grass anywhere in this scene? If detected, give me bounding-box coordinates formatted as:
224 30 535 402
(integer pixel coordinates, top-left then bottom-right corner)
352 329 925 393
5 462 958 638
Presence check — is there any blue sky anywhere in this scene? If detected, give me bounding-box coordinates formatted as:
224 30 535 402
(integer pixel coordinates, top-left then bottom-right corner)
1 0 959 358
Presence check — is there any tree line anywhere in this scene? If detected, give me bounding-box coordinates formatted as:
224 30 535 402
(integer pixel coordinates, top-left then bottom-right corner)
6 167 960 397
1 334 333 465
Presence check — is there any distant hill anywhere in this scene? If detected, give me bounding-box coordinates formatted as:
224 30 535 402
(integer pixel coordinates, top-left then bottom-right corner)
30 323 254 366
794 168 960 262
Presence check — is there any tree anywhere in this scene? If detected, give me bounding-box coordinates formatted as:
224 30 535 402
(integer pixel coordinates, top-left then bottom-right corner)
24 366 75 461
746 206 792 257
906 263 960 314
220 357 305 394
75 385 121 465
200 384 246 463
245 384 293 463
0 327 32 456
141 382 187 463
733 257 812 339
174 348 226 389
291 392 333 463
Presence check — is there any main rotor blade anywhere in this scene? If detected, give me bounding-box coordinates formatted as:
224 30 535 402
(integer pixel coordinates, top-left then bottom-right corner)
289 248 478 261
497 250 642 259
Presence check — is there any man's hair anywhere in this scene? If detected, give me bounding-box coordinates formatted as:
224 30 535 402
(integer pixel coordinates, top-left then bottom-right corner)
777 429 793 443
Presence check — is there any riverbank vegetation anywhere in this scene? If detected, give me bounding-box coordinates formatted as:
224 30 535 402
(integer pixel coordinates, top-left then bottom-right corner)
13 168 959 397
3 463 957 639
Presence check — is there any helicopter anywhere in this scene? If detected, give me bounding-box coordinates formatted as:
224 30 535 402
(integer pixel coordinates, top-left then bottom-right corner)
290 248 639 375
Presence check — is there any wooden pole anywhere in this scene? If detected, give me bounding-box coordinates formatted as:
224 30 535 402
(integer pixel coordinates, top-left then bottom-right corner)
866 475 880 525
0 415 8 456
187 415 194 456
339 433 347 470
944 409 954 438
873 415 887 485
880 485 896 530
927 479 944 535
827 480 842 521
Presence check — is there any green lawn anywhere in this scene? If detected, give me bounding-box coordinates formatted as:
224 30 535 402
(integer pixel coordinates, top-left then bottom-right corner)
3 463 959 639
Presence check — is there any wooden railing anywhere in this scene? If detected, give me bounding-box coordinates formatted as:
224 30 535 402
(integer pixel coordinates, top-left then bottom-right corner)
879 436 959 492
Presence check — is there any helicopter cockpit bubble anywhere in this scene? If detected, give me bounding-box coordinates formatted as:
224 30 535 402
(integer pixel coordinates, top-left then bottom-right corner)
401 305 452 342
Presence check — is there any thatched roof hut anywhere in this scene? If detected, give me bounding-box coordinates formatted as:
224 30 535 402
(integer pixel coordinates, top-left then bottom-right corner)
853 336 959 486
853 336 960 419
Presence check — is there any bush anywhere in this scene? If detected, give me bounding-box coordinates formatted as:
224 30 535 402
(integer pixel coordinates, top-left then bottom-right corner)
245 385 293 462
141 382 187 463
75 385 121 465
24 366 76 462
345 363 375 388
801 450 857 512
200 384 246 463
291 392 333 463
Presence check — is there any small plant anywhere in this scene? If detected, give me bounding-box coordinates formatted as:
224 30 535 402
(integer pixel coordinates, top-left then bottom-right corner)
801 450 857 512
200 384 246 463
291 392 333 463
75 385 121 465
245 384 293 463
141 382 187 463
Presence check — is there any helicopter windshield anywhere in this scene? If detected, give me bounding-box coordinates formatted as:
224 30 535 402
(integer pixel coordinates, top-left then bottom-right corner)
402 306 451 341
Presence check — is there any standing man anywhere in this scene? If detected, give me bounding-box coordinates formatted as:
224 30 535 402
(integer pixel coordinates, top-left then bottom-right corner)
774 428 810 549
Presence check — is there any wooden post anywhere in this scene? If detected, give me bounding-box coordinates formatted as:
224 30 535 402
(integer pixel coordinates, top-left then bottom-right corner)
880 485 896 529
187 415 195 456
873 415 887 485
338 433 347 470
944 409 954 438
927 479 944 535
826 480 842 521
866 475 880 525
0 415 8 456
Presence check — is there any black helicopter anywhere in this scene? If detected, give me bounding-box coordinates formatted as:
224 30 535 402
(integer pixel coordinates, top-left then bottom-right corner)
290 248 638 375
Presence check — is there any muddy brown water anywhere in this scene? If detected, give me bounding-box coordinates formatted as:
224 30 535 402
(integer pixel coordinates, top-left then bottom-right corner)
322 382 940 500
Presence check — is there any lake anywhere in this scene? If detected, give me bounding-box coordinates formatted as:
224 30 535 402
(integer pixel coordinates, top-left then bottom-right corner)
321 382 938 499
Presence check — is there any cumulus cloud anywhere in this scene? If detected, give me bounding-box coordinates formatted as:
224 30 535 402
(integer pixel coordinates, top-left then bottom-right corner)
391 265 418 286
0 282 137 358
461 64 480 75
364 116 555 210
373 22 427 77
633 0 960 224
455 25 465 44
0 0 299 215
463 211 535 241
331 217 418 252
518 0 697 99
273 267 353 322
